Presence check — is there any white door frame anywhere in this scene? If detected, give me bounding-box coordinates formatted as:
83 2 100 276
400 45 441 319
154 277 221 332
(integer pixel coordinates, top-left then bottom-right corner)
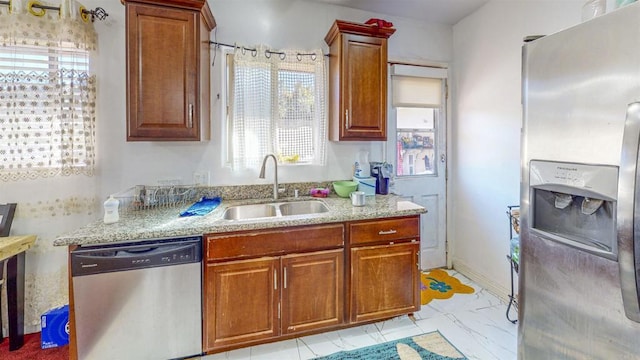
387 64 449 270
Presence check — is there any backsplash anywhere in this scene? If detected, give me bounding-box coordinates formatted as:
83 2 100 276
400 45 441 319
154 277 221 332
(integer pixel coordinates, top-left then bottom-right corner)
114 181 340 213
194 181 338 200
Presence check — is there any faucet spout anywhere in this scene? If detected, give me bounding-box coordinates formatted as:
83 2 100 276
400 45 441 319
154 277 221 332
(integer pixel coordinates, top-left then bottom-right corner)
259 154 279 200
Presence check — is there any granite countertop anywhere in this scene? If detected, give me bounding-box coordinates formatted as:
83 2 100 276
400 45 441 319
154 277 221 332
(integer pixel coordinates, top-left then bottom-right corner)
54 194 426 247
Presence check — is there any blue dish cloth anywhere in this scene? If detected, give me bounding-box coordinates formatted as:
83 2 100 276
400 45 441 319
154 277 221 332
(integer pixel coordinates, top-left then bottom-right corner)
180 196 221 217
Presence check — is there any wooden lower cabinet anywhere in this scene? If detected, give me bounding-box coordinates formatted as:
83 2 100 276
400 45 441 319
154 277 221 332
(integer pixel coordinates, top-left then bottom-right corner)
205 257 279 350
281 250 344 334
350 242 420 323
203 216 421 353
203 223 345 353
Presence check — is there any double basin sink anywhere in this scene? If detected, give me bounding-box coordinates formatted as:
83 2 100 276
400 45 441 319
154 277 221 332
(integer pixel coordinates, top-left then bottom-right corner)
222 200 329 220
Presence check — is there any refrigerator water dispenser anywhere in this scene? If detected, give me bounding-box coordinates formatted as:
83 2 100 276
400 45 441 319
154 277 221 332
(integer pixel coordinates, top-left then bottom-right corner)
529 160 618 260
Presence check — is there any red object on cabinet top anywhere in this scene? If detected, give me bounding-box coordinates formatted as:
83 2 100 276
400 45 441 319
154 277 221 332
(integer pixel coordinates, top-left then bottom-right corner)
365 18 394 28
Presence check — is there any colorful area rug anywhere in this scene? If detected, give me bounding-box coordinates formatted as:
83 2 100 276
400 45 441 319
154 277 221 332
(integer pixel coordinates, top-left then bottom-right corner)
0 333 68 360
314 331 467 359
421 269 475 305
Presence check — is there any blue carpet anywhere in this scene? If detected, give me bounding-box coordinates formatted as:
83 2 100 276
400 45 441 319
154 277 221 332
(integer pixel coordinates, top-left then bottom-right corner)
313 331 467 360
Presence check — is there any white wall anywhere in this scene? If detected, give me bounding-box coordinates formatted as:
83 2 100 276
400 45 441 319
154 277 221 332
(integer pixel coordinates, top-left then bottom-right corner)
450 0 583 297
87 0 454 200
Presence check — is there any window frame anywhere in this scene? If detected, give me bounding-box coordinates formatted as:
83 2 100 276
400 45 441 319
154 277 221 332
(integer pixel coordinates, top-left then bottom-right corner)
224 48 327 170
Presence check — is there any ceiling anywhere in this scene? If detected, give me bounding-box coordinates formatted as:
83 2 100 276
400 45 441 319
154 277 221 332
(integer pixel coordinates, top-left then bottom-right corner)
309 0 490 25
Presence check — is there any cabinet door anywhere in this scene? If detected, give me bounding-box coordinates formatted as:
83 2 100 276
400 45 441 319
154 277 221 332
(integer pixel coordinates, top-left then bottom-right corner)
341 34 387 140
281 249 344 334
126 3 199 140
204 257 279 351
350 242 419 323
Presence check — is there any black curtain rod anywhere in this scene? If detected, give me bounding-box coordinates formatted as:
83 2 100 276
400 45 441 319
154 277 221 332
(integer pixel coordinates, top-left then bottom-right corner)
210 41 328 59
0 1 108 22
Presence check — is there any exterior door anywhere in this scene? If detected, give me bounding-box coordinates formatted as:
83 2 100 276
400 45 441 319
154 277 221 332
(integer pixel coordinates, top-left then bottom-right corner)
387 64 448 270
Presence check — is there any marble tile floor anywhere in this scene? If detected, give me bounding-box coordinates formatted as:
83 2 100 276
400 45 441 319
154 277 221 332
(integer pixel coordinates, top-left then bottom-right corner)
201 270 518 360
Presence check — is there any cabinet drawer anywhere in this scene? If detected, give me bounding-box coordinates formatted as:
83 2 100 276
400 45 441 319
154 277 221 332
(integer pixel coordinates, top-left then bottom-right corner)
206 224 344 261
348 216 419 245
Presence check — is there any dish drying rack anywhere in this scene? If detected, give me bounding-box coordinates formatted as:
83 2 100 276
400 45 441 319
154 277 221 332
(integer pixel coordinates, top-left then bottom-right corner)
113 185 200 213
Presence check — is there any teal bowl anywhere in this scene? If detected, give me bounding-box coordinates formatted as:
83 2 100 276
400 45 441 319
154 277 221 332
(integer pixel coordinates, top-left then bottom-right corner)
333 181 358 198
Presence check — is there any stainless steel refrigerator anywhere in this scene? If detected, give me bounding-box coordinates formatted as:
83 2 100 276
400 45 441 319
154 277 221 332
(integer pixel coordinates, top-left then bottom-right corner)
521 3 640 359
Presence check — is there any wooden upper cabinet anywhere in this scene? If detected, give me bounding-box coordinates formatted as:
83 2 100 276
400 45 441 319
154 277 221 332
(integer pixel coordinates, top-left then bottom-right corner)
124 0 215 141
325 20 395 141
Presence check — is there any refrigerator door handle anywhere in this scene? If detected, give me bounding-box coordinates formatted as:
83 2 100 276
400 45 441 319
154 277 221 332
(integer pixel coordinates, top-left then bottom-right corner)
617 102 640 323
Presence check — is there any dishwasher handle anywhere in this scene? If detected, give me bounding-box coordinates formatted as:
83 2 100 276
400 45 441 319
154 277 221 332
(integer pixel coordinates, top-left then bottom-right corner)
71 237 202 277
78 243 192 259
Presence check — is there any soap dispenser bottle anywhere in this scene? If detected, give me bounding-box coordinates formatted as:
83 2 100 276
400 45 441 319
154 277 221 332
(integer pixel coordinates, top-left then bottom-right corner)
103 195 120 224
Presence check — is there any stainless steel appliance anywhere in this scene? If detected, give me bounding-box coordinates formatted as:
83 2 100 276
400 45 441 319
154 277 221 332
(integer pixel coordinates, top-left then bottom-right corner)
521 3 640 359
71 236 202 360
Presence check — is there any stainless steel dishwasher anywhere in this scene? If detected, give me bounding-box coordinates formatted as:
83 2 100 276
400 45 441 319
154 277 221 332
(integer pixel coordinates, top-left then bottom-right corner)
71 236 202 360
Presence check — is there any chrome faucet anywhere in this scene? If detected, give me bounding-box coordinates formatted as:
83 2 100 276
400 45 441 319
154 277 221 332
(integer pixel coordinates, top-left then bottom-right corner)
259 154 281 200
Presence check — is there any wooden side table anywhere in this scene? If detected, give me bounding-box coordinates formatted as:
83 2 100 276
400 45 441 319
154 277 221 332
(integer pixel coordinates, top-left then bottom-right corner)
0 235 37 351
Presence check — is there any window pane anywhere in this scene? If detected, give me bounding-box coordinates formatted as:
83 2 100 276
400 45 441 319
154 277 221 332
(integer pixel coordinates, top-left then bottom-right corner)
396 107 436 176
277 67 315 163
0 45 94 174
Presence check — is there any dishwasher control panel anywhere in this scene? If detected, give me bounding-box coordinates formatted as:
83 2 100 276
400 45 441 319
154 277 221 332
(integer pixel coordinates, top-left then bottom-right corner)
71 236 202 276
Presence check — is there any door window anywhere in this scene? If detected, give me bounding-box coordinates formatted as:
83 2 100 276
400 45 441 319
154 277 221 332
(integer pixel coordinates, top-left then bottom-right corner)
396 107 436 176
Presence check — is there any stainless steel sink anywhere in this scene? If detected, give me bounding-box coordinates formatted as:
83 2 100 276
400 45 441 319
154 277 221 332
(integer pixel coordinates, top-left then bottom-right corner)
279 200 329 216
221 200 329 220
222 203 277 220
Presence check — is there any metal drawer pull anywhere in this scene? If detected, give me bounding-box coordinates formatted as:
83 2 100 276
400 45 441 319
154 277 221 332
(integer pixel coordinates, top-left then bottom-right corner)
283 267 287 289
379 229 397 235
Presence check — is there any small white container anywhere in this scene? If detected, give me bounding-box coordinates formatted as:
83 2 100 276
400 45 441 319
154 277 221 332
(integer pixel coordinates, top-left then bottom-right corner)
103 195 120 224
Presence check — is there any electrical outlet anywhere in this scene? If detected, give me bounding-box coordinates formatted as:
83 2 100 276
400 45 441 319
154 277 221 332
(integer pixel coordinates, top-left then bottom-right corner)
193 171 210 186
158 178 183 186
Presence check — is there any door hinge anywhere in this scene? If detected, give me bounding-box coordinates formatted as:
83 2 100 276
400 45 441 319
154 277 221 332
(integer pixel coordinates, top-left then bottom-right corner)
445 81 449 101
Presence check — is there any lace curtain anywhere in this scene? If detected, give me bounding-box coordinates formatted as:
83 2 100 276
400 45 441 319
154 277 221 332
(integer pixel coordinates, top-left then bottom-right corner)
229 45 327 170
0 0 99 334
0 0 97 181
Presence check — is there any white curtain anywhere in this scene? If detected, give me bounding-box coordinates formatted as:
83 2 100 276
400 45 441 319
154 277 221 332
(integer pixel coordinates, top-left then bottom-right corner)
229 45 327 170
0 0 99 334
0 0 97 181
